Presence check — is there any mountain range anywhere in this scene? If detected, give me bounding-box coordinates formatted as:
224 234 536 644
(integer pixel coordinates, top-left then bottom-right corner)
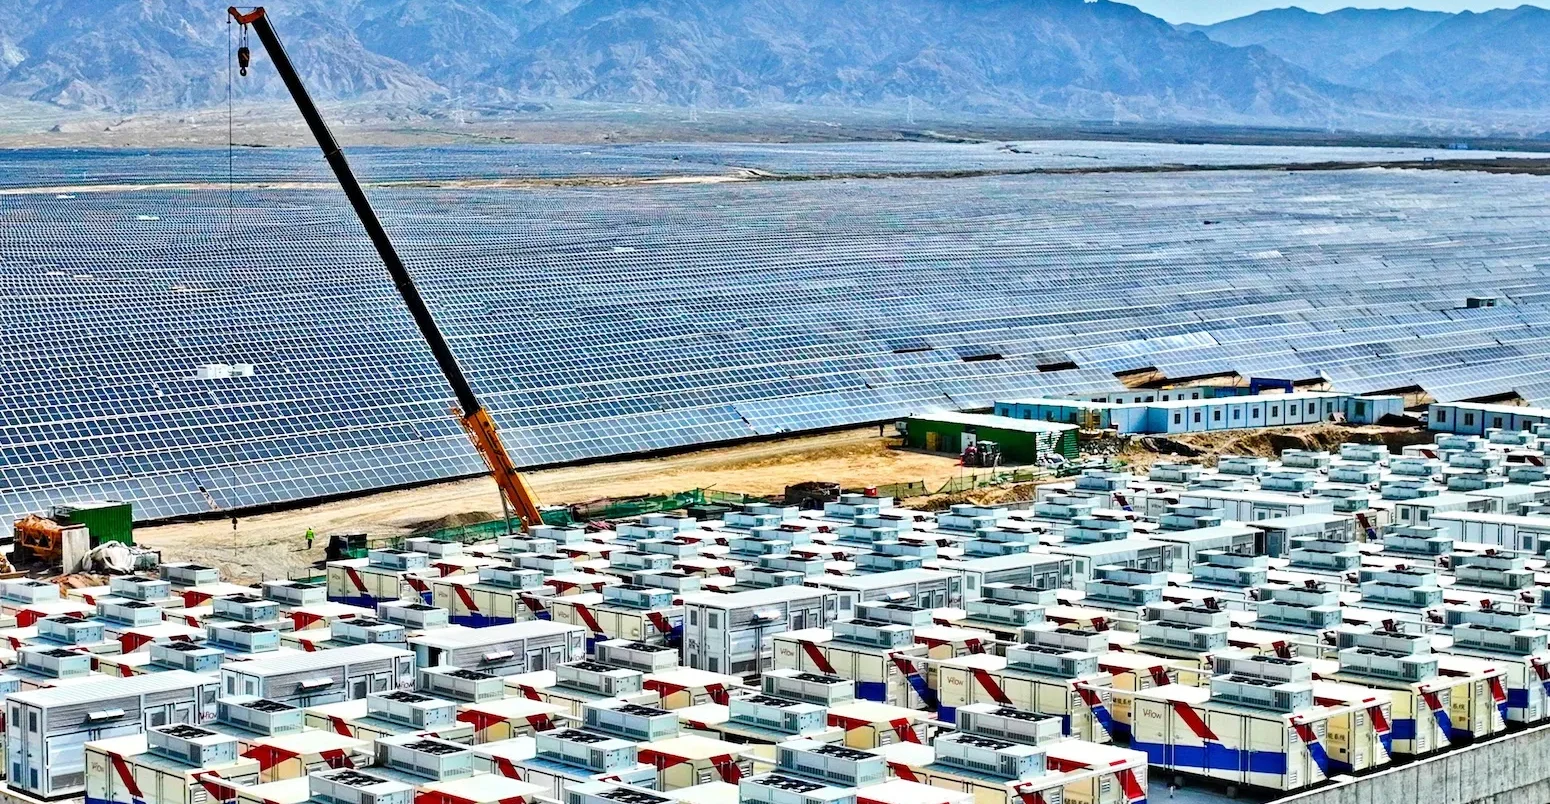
1 0 1547 135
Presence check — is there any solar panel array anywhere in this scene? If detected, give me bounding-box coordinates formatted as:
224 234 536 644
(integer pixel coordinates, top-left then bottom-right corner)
2 144 1550 524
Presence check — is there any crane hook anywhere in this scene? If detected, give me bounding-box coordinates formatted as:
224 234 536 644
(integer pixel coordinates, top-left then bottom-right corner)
237 25 251 76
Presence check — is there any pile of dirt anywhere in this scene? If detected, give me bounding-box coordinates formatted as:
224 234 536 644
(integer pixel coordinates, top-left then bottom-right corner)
1117 423 1432 472
405 511 500 535
909 481 1050 512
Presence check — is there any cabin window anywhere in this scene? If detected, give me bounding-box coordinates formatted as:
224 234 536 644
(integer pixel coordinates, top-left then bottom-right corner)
1194 412 1201 423
1252 408 1261 418
1271 406 1280 417
1174 413 1182 425
1464 413 1475 426
1494 417 1504 429
1213 410 1222 421
1233 409 1241 420
1192 393 1200 400
1436 409 1447 423
1307 403 1316 414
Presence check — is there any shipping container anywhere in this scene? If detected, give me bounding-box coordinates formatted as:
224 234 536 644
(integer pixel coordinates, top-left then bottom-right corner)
408 621 586 676
431 568 553 627
6 670 221 799
1129 684 1335 793
643 667 741 710
415 772 544 804
824 700 928 749
513 730 658 796
549 591 682 652
455 697 565 744
218 643 416 706
84 726 260 804
301 692 473 744
773 628 930 709
869 740 1069 804
1308 680 1395 774
637 733 755 790
239 730 371 784
680 587 840 679
1096 651 1181 738
933 653 1114 743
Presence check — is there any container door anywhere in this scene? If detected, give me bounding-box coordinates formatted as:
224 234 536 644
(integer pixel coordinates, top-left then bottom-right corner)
527 648 547 671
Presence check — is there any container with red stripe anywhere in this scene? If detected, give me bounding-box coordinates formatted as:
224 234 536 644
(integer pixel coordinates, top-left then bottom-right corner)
773 628 932 709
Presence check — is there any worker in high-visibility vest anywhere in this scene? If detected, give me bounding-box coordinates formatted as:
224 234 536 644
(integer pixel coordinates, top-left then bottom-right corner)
305 527 315 550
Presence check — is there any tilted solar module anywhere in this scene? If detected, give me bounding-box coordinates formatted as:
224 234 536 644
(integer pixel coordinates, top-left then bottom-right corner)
2 145 1550 523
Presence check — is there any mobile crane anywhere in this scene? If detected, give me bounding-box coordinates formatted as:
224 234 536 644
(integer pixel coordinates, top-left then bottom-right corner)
228 7 546 529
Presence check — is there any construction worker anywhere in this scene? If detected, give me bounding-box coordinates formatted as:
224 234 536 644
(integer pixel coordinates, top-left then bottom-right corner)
305 527 315 550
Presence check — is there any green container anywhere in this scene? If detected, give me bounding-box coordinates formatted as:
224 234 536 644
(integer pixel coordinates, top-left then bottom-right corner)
52 500 134 546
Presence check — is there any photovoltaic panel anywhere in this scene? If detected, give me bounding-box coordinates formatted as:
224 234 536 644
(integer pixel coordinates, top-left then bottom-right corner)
2 144 1550 524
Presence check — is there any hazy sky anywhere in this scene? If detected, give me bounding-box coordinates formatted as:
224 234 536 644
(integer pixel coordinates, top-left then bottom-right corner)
1123 0 1547 24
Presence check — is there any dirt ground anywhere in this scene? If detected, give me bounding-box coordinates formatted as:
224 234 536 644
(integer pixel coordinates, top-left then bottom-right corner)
134 420 1432 582
135 428 970 582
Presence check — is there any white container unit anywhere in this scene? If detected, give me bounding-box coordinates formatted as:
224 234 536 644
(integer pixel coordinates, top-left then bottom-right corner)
549 591 682 650
933 554 1070 602
680 586 840 680
1129 684 1336 793
85 726 261 804
408 621 587 676
933 654 1114 743
6 670 221 799
431 566 552 627
773 628 930 709
218 643 415 706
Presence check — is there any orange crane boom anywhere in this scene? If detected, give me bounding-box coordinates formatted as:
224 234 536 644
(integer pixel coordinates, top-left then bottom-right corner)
230 6 544 528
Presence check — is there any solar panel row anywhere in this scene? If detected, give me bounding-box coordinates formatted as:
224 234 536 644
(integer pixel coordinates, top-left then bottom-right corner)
1 149 1548 524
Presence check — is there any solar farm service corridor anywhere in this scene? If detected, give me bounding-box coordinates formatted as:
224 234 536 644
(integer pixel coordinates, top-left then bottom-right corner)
3 142 1549 523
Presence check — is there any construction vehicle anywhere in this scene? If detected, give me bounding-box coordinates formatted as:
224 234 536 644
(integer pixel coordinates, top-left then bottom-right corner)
12 515 69 564
229 7 545 529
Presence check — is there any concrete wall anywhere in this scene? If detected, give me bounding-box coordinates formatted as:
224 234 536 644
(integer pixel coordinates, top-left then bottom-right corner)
1279 724 1550 804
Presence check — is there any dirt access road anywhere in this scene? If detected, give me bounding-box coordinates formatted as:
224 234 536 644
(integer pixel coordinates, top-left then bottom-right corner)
136 427 968 582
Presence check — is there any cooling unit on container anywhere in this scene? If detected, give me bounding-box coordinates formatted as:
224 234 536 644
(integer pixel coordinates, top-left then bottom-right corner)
478 564 545 590
309 768 414 804
776 738 887 787
376 601 450 630
368 549 431 572
109 576 173 603
148 640 224 673
374 734 475 781
331 618 406 646
595 639 680 672
213 594 281 624
209 623 282 654
37 614 105 646
535 729 640 773
584 699 680 742
564 781 673 804
16 644 93 680
832 619 914 651
739 773 856 804
160 563 220 588
98 598 165 628
402 538 464 559
934 732 1047 781
763 668 856 705
729 694 832 739
419 665 505 703
629 570 703 593
263 580 328 607
217 696 305 737
366 690 458 730
613 551 675 573
955 703 1062 745
558 660 644 697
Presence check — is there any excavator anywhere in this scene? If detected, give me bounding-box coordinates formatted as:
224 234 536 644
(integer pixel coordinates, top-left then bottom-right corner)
228 7 546 530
